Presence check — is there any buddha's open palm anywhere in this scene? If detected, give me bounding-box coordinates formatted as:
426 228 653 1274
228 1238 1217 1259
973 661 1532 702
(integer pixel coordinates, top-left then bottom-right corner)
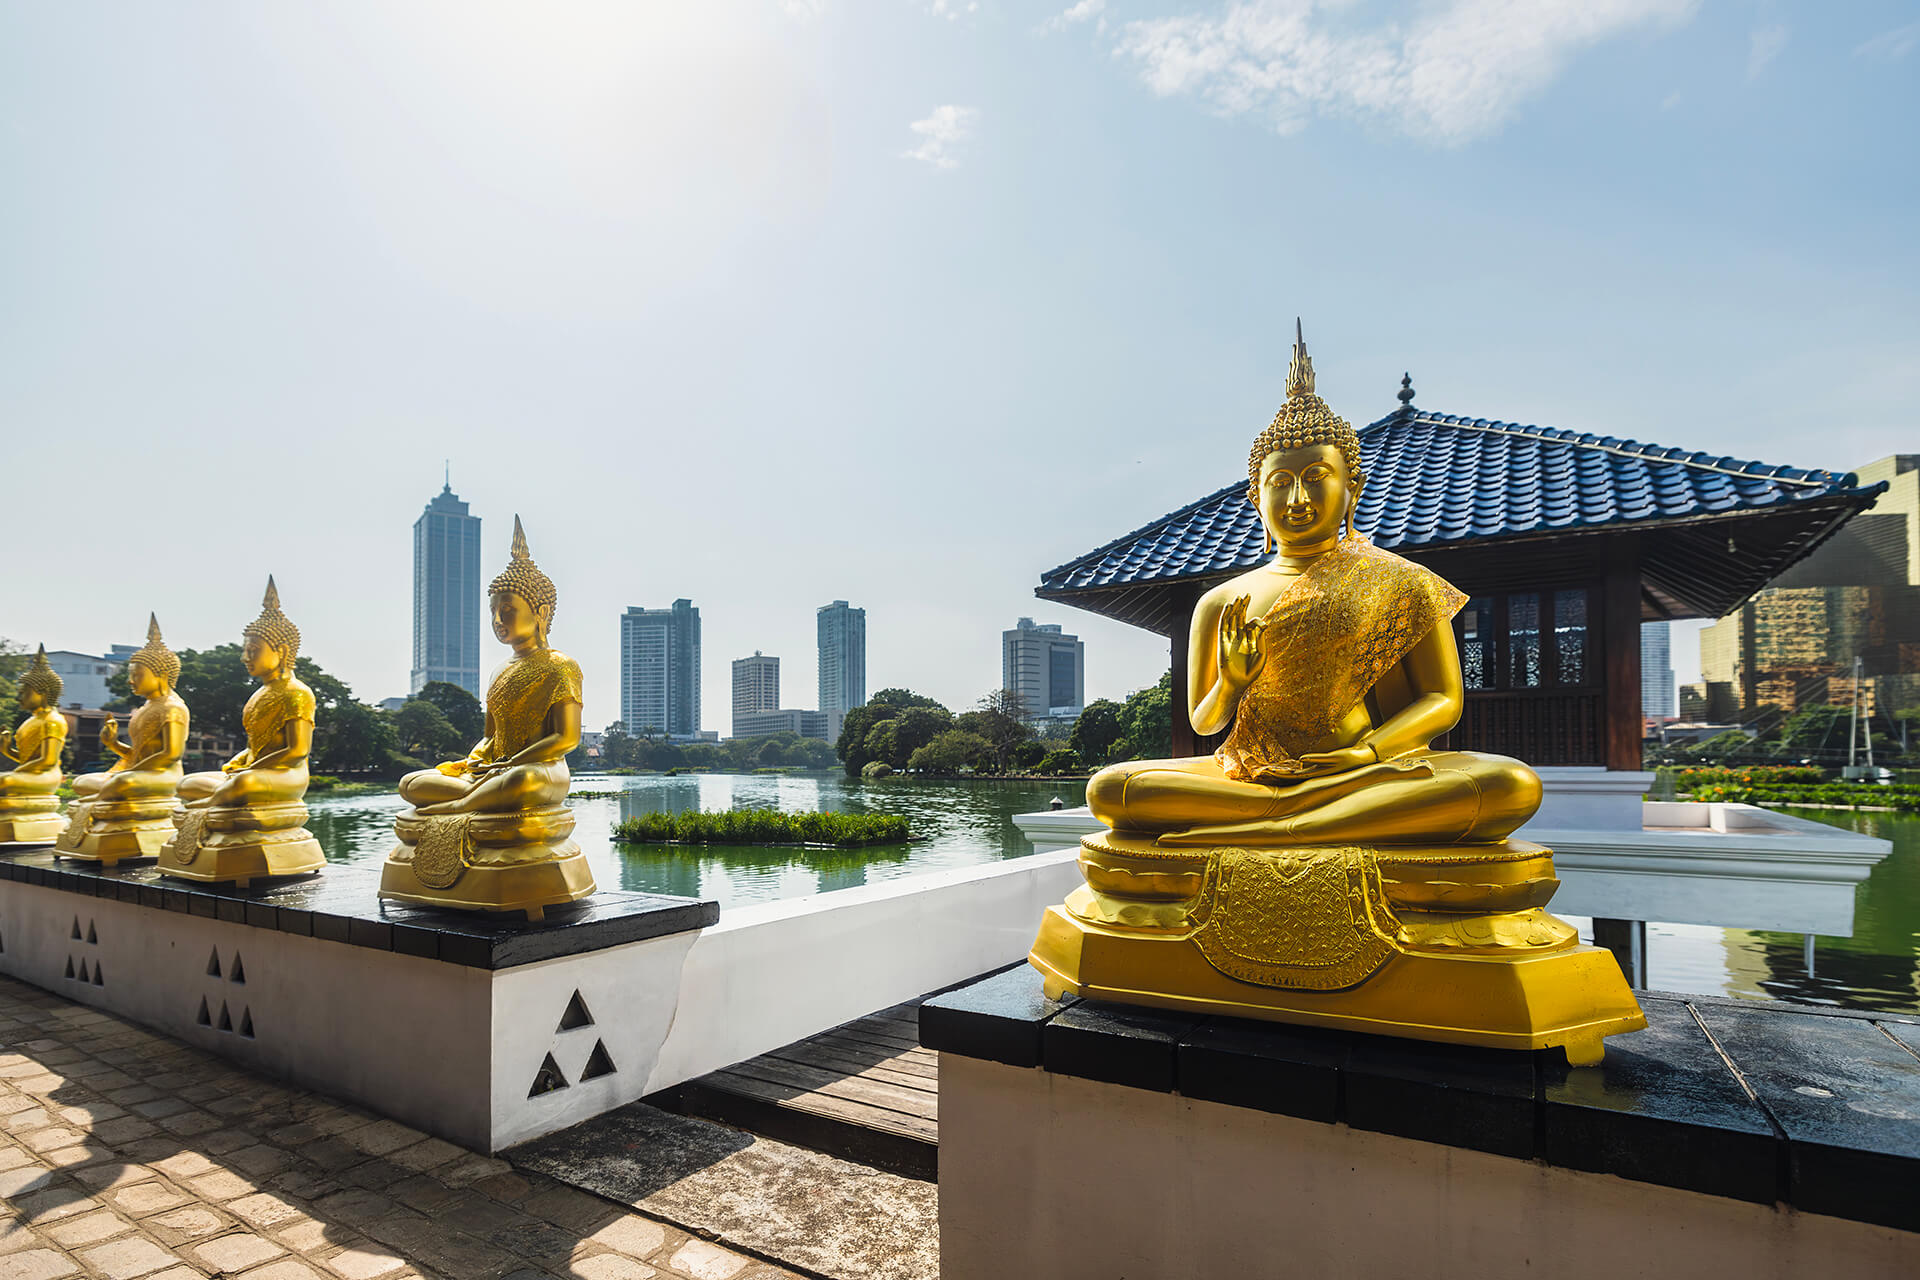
1218 594 1268 689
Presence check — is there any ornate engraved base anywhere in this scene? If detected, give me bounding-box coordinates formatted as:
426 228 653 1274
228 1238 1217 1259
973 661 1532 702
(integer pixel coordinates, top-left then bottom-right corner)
1029 832 1645 1065
52 798 182 865
157 801 325 887
378 804 596 922
0 796 66 847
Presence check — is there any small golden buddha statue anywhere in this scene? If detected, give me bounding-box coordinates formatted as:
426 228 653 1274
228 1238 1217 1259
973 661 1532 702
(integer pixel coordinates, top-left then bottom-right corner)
56 618 190 863
158 579 325 885
380 517 594 920
1029 325 1643 1064
0 647 71 846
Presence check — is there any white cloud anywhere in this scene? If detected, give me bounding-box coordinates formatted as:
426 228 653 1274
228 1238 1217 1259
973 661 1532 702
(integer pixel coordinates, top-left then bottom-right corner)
1115 0 1700 145
1747 23 1788 79
902 104 979 169
1041 0 1107 34
1855 21 1920 61
924 0 980 20
776 0 825 18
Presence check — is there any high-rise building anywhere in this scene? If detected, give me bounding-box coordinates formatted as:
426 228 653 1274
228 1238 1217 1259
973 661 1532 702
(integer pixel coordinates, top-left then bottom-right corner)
410 478 483 696
817 601 866 744
1002 617 1086 721
1640 622 1674 723
621 599 702 737
731 652 780 735
731 709 831 741
1700 456 1920 724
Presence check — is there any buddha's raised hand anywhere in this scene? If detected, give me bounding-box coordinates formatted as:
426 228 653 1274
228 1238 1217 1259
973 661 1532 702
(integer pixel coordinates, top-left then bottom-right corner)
1217 594 1268 690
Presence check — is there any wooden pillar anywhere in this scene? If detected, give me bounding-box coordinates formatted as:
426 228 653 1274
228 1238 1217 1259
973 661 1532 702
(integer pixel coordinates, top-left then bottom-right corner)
1169 585 1200 758
1602 540 1643 771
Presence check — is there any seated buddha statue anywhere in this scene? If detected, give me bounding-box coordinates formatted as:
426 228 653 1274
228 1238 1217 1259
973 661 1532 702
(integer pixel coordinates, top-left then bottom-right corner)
0 646 71 846
380 517 595 920
158 579 324 884
57 617 189 862
1029 326 1642 1065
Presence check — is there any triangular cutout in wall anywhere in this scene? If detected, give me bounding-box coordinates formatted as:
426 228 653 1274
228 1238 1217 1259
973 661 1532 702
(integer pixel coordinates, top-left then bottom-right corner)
76 958 88 983
64 956 74 980
86 921 97 945
527 1053 569 1097
230 953 245 984
197 997 211 1026
91 964 103 988
217 1001 233 1033
239 1009 254 1039
557 990 594 1031
581 1040 616 1081
206 948 221 979
70 917 81 940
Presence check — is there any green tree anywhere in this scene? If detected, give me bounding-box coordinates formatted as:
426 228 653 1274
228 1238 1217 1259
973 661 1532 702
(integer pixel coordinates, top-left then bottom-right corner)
414 680 483 741
392 699 466 762
1117 671 1174 760
837 690 953 777
959 689 1032 772
1010 739 1047 770
600 722 635 769
909 729 992 773
1037 746 1083 774
1070 699 1126 765
1776 703 1857 760
0 638 25 715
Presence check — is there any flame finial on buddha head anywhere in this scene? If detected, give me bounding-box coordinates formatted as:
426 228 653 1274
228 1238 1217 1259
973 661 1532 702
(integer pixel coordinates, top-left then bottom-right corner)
130 614 181 687
488 515 558 622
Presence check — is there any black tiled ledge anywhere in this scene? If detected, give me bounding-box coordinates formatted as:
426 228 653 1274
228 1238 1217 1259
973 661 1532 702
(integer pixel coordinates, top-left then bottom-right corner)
0 850 717 970
920 966 1920 1236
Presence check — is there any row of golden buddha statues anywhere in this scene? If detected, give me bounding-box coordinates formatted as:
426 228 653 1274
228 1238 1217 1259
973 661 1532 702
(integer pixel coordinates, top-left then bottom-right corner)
2 332 1640 1060
0 519 593 921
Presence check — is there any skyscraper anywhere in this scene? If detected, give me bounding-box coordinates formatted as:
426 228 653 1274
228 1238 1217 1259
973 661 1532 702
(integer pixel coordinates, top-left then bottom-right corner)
1640 621 1674 722
817 600 866 745
1002 617 1085 721
732 652 780 735
411 477 482 696
621 599 702 737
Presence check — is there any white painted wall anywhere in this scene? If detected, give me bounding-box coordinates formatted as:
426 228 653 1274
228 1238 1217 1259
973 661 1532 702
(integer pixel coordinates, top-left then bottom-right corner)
939 1054 1919 1280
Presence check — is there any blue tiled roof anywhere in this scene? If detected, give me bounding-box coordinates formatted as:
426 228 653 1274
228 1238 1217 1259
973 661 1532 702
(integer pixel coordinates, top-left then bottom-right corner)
1038 405 1882 628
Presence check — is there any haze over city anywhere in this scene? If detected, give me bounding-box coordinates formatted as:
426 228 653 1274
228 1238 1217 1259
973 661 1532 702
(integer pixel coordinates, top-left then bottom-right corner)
5 2 1916 730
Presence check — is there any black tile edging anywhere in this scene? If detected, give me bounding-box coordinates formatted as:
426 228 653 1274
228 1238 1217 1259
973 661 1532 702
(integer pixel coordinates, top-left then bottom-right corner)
0 853 716 971
923 969 1920 1237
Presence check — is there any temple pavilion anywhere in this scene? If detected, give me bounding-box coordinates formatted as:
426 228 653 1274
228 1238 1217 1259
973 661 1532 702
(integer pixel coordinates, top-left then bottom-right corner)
1037 377 1886 770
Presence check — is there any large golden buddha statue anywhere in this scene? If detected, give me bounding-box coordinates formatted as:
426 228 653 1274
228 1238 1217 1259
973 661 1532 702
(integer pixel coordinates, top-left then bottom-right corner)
56 618 190 863
380 517 595 921
1030 327 1643 1064
0 647 71 846
158 579 325 885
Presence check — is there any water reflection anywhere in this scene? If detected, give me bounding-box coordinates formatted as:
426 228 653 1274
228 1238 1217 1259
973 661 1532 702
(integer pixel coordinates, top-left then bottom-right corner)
1646 808 1920 1016
304 773 1086 911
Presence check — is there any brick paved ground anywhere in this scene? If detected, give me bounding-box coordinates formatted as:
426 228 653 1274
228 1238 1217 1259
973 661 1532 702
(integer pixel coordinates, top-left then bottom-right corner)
0 975 809 1280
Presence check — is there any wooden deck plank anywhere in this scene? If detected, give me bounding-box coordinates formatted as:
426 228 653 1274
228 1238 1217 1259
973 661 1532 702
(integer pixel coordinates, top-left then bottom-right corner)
764 1044 938 1094
702 1070 938 1141
722 1055 939 1122
795 1032 940 1077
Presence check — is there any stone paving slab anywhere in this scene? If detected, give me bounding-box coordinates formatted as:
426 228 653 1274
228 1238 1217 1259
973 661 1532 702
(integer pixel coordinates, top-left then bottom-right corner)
0 975 811 1280
512 1104 938 1280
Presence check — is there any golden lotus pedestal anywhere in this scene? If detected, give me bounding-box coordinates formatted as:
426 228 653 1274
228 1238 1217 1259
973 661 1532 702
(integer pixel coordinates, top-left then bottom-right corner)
156 801 325 887
0 798 66 847
52 798 181 865
1029 831 1645 1066
378 804 596 922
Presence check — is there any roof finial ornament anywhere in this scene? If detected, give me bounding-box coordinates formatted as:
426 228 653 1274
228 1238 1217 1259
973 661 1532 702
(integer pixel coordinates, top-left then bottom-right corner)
1398 372 1415 408
1286 318 1315 400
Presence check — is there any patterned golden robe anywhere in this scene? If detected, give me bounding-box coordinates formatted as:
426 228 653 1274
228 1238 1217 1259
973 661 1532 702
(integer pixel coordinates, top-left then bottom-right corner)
1217 536 1466 783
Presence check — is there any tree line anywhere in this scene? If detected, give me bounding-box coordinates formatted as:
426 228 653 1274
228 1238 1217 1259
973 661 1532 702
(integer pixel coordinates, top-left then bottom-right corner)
834 672 1174 779
588 723 838 772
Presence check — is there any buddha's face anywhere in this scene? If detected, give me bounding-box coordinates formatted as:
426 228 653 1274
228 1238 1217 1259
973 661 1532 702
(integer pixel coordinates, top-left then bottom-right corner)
129 660 162 699
1257 443 1353 549
242 636 285 680
491 591 544 648
18 688 45 713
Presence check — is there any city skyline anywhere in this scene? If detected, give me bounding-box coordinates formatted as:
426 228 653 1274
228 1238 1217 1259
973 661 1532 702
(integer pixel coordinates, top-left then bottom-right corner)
5 5 1913 731
620 600 702 738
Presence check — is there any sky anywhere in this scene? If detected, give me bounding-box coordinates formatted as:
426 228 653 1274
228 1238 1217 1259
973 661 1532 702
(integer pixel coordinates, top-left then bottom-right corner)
3 1 1917 731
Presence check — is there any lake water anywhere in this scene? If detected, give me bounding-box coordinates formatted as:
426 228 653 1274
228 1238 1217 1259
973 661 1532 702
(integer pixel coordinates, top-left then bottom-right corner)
306 772 1086 910
308 777 1920 1016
